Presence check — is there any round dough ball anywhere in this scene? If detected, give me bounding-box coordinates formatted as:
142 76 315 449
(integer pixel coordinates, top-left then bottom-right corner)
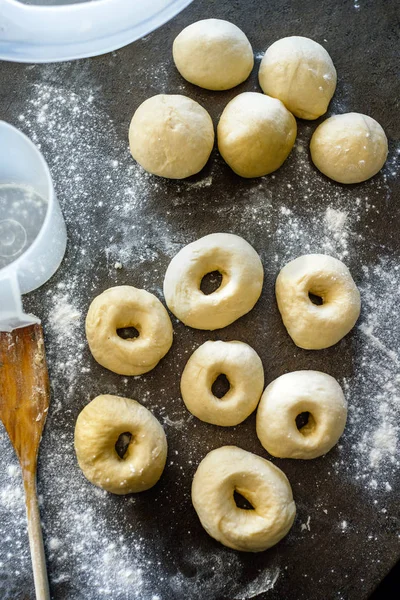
181 340 264 426
256 371 347 459
129 94 214 179
74 395 167 494
217 92 297 177
86 285 173 376
258 36 337 120
276 254 361 350
163 233 263 330
173 19 254 91
192 446 296 552
310 113 388 184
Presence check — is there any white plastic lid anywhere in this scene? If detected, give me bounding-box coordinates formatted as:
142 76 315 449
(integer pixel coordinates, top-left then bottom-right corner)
0 0 193 63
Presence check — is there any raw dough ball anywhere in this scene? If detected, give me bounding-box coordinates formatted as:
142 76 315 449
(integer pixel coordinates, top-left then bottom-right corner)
256 371 347 459
180 340 264 426
192 446 296 552
173 19 254 91
217 92 297 177
129 94 214 179
310 113 388 183
163 233 263 330
276 254 360 349
74 395 167 494
86 285 173 376
258 36 336 120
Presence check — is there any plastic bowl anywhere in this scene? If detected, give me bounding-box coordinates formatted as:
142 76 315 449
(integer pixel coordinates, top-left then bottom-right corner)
0 0 193 63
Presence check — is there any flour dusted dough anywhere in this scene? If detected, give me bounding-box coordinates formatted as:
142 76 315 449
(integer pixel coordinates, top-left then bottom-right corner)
181 340 264 426
129 94 214 179
163 233 263 330
310 112 388 184
259 36 336 120
192 446 296 552
256 371 347 459
217 92 297 178
276 254 360 349
74 395 167 494
86 286 173 375
173 19 254 90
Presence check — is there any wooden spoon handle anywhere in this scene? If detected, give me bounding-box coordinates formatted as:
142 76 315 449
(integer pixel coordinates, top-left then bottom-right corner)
23 472 50 600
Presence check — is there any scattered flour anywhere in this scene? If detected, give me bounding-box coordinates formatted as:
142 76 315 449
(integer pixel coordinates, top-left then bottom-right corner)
0 43 399 600
301 516 311 532
47 294 81 338
233 567 280 599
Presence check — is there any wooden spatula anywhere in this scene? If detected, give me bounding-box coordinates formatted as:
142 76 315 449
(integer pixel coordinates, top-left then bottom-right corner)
0 323 50 600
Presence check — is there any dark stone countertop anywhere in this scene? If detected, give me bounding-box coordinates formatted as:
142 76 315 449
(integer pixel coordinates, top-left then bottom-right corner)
0 1 399 599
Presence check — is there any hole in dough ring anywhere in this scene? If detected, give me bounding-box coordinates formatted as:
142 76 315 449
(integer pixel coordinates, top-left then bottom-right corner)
276 254 361 349
85 285 173 376
74 395 168 494
192 446 296 552
181 340 264 426
163 233 264 330
256 370 347 459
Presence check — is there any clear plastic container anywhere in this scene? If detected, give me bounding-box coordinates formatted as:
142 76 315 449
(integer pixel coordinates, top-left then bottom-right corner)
0 121 67 331
0 0 193 63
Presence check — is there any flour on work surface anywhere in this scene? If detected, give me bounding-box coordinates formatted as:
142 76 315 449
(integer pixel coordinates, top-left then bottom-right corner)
233 567 280 598
344 258 400 485
0 57 398 600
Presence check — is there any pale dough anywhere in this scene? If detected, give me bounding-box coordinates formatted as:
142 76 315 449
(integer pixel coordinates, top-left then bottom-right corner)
129 94 214 179
258 36 336 120
163 233 264 330
180 340 264 426
256 371 347 459
86 285 173 375
173 19 254 90
276 254 361 349
310 112 388 184
217 92 297 178
74 395 167 494
191 446 296 552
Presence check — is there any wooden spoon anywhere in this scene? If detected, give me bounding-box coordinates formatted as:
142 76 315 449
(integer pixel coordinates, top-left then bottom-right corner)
0 323 50 600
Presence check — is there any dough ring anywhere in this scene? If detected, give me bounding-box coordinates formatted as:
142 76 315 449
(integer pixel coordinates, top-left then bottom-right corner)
163 233 263 330
86 285 173 375
256 371 347 459
276 254 361 349
192 446 296 552
74 394 167 494
181 340 264 426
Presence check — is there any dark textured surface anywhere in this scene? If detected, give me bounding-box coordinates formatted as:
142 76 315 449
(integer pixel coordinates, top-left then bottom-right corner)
0 1 400 599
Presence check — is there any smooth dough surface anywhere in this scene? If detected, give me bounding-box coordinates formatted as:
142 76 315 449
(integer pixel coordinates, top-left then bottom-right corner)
276 254 361 349
129 94 214 179
181 340 264 426
74 395 167 494
310 112 388 184
256 371 347 459
192 446 296 552
259 36 336 120
173 19 254 90
163 233 264 330
86 285 173 375
217 92 297 177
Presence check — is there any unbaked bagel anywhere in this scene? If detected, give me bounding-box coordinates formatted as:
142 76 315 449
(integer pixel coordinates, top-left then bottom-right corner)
180 340 264 426
192 446 296 552
276 254 361 349
163 233 263 330
74 395 167 494
256 371 347 459
86 285 173 375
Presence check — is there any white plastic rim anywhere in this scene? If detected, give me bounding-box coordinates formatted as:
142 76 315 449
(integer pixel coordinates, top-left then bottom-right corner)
0 121 67 330
0 0 194 63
